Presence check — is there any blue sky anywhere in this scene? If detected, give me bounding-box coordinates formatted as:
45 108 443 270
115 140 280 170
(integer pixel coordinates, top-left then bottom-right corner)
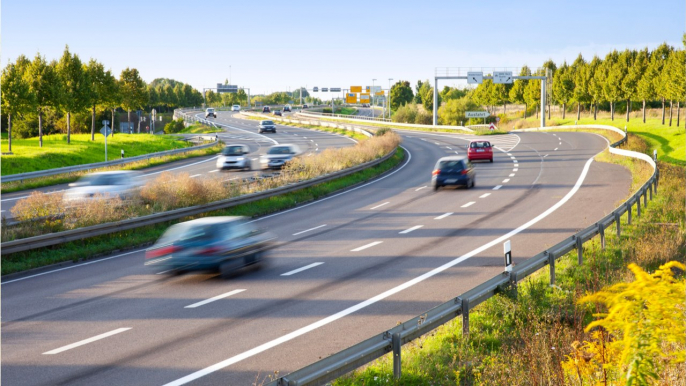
3 0 683 95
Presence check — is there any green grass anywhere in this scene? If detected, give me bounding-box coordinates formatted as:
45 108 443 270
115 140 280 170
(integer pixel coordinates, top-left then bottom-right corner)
1 148 405 275
0 142 223 194
1 133 195 175
178 123 222 134
242 114 370 141
336 107 358 115
334 131 685 385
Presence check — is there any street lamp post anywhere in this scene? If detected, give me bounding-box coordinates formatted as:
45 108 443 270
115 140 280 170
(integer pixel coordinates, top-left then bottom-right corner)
372 79 377 118
388 78 393 119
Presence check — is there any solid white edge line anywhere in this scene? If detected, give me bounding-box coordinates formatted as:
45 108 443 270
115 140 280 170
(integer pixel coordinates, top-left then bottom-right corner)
281 262 324 276
190 174 201 178
461 201 475 208
184 289 246 309
479 193 491 198
292 224 327 236
369 202 390 210
43 328 131 355
434 212 453 220
351 241 383 252
415 186 428 191
554 148 558 151
399 225 423 234
163 156 597 386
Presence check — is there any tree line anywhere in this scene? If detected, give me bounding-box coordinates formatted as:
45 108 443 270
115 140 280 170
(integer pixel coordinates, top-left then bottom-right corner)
1 46 204 151
388 42 685 126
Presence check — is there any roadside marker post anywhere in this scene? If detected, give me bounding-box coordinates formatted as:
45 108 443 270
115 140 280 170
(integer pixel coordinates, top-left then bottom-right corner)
504 240 512 272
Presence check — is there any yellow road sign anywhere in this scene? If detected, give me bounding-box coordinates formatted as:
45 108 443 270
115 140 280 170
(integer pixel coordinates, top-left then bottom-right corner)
346 93 358 103
375 91 385 96
350 86 362 93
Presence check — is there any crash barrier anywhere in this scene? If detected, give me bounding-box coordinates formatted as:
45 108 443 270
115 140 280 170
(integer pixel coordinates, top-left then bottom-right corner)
1 146 398 255
265 126 656 385
2 137 218 183
238 111 374 138
295 112 475 133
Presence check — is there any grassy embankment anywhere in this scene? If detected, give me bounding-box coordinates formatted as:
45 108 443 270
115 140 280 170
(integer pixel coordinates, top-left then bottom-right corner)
334 127 685 385
2 133 405 275
242 114 370 141
178 122 223 134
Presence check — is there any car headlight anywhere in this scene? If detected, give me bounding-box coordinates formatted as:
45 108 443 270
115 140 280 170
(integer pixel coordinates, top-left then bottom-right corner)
260 158 268 163
236 157 244 161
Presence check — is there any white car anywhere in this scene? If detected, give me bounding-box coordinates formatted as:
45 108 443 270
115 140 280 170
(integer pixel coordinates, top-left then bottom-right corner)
217 144 251 171
232 105 241 112
206 108 217 118
260 144 301 170
63 171 143 202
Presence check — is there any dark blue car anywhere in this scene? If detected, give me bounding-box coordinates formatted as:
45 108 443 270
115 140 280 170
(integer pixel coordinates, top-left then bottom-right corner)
431 156 475 191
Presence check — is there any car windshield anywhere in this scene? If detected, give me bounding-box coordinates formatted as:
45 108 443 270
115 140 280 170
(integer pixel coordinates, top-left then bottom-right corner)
207 109 214 113
222 146 244 156
158 222 220 245
470 142 490 148
438 160 464 171
268 146 292 155
262 121 274 125
78 174 126 186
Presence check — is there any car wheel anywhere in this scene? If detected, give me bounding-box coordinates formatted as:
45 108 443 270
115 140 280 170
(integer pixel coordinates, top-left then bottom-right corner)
470 178 475 188
490 158 493 163
433 184 440 191
244 162 251 171
220 259 242 279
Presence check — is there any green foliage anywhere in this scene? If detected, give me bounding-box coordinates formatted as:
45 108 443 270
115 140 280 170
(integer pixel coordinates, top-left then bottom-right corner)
390 80 414 110
56 45 90 142
163 118 186 134
438 97 479 125
552 61 574 111
391 103 418 123
119 67 148 113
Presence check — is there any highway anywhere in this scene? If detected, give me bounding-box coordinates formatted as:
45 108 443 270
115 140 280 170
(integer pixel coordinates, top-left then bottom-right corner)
1 122 632 385
0 112 356 220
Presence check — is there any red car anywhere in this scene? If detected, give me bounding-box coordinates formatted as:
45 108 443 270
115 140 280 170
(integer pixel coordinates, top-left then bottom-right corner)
467 140 493 162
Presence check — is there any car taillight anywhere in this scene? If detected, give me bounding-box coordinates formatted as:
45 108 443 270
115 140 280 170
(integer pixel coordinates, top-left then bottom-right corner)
461 169 469 175
146 246 181 259
432 169 440 175
199 246 222 255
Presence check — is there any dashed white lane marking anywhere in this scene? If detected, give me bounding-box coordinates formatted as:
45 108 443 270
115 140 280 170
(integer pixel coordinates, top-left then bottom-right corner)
281 263 324 276
292 224 327 236
554 147 558 151
446 147 452 150
454 151 459 154
156 268 177 275
209 170 219 173
369 202 390 210
435 142 440 145
310 140 314 142
461 201 475 208
514 163 519 167
509 173 515 177
510 156 516 159
351 241 383 252
479 193 491 198
43 328 132 355
251 158 258 160
185 289 246 309
513 168 518 172
493 185 502 190
399 225 423 234
502 179 510 183
543 154 549 158
415 186 428 191
190 174 201 178
507 153 512 156
434 212 453 220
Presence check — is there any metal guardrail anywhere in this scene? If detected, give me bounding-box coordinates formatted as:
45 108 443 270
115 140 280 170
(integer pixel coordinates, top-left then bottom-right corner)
239 111 375 139
295 112 475 133
1 147 397 255
302 110 392 122
1 138 219 183
265 126 656 386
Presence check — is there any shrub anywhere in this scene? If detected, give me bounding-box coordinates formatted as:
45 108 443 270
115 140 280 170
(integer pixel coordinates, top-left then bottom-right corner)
375 127 391 137
164 118 185 134
414 110 432 125
392 103 418 124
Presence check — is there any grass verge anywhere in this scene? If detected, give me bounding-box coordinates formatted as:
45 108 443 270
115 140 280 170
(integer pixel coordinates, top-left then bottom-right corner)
334 136 685 385
1 133 195 175
178 123 223 134
241 114 370 141
0 142 223 194
1 148 405 276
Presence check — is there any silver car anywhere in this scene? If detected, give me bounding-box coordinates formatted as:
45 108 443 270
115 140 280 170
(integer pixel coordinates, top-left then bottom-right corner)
260 144 300 170
63 171 143 202
216 144 251 171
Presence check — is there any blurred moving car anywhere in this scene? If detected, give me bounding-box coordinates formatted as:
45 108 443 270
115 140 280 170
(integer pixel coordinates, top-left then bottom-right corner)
145 216 274 278
258 120 276 133
205 108 217 118
262 106 271 113
431 156 475 191
467 140 493 162
64 171 143 202
283 105 291 112
274 110 282 116
232 105 241 111
216 144 251 171
302 104 308 109
260 144 300 169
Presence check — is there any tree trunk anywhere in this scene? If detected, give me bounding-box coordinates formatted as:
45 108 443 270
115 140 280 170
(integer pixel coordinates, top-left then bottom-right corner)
38 109 43 148
67 111 71 144
577 102 580 120
677 101 681 127
536 105 539 119
594 103 597 120
610 101 615 120
548 103 551 120
668 100 673 126
127 110 131 134
626 99 630 122
661 98 665 124
642 100 646 123
7 113 11 152
562 103 566 119
504 103 507 115
524 103 527 119
91 105 96 141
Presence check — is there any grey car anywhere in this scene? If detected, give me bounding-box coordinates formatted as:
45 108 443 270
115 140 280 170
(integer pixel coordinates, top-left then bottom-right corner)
260 144 300 170
145 216 275 278
258 120 276 133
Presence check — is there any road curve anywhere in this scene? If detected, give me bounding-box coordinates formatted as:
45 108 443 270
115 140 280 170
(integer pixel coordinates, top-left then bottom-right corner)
1 127 632 386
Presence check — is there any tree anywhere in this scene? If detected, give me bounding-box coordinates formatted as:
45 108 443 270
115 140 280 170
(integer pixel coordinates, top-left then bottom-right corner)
56 46 90 144
524 72 542 119
633 48 653 123
571 54 590 120
390 80 414 110
85 59 111 140
25 54 60 147
1 57 35 152
665 49 686 127
438 97 479 126
650 43 673 124
472 79 496 113
509 66 530 118
542 59 557 119
617 49 638 122
600 50 624 121
414 80 427 104
588 56 605 120
490 82 510 114
99 70 119 137
119 67 148 133
552 61 574 118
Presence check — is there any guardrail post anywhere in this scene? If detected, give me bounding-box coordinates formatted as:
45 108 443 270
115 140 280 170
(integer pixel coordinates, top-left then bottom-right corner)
461 297 470 336
392 332 402 379
598 223 605 250
637 193 641 218
576 236 583 265
643 188 648 208
615 212 621 237
548 251 555 285
627 202 632 225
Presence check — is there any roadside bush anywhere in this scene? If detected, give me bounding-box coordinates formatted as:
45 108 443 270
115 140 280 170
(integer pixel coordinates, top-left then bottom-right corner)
414 110 432 125
392 103 418 124
164 118 185 134
375 127 391 137
322 108 333 114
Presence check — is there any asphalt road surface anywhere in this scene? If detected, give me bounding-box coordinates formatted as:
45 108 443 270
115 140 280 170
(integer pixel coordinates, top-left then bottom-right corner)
1 125 632 386
0 112 355 220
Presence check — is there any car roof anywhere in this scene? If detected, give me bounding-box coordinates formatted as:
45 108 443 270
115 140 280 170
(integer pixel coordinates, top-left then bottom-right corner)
469 140 491 144
86 170 140 176
436 155 468 162
181 216 246 226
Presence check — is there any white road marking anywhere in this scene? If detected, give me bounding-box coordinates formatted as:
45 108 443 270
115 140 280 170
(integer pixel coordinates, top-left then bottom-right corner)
543 154 549 158
251 158 258 160
554 147 558 151
292 224 327 236
184 289 246 309
434 212 453 220
351 241 383 252
461 201 475 208
510 156 516 159
514 163 519 167
454 151 459 154
190 174 202 178
513 168 518 172
509 173 515 177
369 202 390 210
156 268 177 275
415 186 428 191
435 142 440 145
162 157 598 386
310 140 314 142
446 147 452 150
512 159 517 162
507 153 512 156
502 179 510 183
399 225 423 234
43 328 131 355
479 193 491 198
209 170 219 173
281 263 324 276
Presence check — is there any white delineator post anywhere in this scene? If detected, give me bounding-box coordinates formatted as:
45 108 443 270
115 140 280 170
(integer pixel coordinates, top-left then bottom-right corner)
504 240 512 272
